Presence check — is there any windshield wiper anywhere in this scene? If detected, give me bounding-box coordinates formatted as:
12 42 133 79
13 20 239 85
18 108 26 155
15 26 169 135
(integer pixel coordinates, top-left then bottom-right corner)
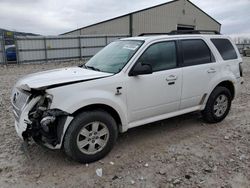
85 65 101 72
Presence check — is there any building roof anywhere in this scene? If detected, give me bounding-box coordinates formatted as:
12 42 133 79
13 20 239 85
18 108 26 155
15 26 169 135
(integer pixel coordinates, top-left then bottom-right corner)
62 0 221 35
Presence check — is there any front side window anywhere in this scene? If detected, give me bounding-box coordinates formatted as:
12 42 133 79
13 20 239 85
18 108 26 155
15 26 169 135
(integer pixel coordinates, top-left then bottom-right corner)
85 40 143 73
137 41 177 72
181 39 213 66
211 38 238 60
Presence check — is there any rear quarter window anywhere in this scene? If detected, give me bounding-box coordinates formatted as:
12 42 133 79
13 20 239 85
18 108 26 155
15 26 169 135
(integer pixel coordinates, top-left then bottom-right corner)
211 38 238 60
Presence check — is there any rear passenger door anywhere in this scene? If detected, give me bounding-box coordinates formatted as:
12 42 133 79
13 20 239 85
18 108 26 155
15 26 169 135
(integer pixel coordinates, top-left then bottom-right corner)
179 39 218 109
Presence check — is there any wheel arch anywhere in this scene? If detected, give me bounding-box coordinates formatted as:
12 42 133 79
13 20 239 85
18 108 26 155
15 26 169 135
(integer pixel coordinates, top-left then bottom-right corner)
215 80 235 99
57 103 124 149
202 79 236 110
72 103 123 132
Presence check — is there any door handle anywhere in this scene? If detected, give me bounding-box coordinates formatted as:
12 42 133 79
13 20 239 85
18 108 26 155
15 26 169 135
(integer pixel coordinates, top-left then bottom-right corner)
166 75 177 81
207 68 216 73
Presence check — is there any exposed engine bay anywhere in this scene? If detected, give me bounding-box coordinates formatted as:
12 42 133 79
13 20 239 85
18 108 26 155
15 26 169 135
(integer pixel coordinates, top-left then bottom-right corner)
22 92 71 147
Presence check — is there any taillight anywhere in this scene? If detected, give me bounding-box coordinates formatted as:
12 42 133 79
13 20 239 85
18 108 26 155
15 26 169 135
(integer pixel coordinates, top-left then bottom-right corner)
239 62 243 77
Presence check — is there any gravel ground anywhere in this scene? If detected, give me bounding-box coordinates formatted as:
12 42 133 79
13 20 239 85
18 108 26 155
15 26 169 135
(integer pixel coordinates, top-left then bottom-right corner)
0 58 249 188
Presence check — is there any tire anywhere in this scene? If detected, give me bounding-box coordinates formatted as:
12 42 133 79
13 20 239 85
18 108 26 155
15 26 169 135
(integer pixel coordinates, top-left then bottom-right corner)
202 86 232 123
63 110 118 163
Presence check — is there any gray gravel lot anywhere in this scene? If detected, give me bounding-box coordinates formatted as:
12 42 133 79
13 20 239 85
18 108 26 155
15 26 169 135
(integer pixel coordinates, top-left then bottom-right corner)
0 58 249 188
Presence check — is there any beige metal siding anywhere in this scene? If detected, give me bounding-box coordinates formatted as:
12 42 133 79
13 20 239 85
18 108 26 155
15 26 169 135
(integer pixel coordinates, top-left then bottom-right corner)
132 0 220 36
182 0 220 31
132 0 183 36
63 0 220 36
80 16 130 35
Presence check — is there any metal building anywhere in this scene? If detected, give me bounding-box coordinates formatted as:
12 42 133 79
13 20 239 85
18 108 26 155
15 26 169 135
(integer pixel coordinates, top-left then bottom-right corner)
62 0 221 36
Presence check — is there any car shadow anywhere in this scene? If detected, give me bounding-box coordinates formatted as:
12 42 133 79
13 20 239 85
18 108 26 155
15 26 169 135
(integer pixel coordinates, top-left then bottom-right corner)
20 111 206 167
118 111 203 140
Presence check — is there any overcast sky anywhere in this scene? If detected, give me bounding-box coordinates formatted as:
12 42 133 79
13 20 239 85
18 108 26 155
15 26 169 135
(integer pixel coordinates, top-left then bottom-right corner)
0 0 249 36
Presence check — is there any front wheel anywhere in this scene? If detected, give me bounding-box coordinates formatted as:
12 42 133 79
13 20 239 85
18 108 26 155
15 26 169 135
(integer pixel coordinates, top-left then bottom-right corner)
63 110 118 163
202 86 232 123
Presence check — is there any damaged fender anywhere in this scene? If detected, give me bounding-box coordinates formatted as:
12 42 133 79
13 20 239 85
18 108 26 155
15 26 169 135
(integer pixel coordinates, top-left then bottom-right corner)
18 92 73 149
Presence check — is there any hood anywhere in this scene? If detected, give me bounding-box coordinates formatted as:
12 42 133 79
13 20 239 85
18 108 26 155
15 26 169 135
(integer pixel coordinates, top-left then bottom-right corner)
15 67 113 91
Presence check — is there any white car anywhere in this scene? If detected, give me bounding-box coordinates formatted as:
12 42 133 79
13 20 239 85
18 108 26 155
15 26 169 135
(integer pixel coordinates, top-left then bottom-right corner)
11 31 244 163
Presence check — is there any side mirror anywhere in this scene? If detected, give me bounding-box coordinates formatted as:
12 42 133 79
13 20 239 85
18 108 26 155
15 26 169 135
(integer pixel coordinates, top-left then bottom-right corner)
129 62 153 76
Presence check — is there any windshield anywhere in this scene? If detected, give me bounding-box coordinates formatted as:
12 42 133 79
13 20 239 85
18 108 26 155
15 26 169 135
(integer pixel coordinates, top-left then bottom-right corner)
85 40 144 73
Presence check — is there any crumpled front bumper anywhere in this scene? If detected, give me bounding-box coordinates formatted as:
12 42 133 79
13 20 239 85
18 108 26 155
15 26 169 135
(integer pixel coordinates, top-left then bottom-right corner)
12 96 74 150
13 97 41 139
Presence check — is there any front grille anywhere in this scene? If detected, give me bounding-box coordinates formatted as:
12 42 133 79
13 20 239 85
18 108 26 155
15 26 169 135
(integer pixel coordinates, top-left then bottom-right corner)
11 88 31 121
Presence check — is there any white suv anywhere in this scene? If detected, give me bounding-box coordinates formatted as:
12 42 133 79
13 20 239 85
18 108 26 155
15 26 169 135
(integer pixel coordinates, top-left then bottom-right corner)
11 32 244 163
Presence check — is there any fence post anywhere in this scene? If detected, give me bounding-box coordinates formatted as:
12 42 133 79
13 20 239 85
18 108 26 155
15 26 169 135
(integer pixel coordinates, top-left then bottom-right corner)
1 33 7 65
82 36 85 59
14 35 20 64
105 35 108 46
44 37 48 63
79 36 82 60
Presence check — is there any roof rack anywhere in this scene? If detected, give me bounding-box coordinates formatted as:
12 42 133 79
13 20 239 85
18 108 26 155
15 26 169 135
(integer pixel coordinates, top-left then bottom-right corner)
138 30 220 36
168 30 220 35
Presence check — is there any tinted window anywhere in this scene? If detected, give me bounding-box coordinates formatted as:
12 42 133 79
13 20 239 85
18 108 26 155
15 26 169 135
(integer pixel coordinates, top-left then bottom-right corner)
211 38 237 60
138 41 177 72
181 39 213 66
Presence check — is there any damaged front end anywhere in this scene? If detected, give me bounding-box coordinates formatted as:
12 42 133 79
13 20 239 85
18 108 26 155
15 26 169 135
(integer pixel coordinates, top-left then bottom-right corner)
11 87 72 149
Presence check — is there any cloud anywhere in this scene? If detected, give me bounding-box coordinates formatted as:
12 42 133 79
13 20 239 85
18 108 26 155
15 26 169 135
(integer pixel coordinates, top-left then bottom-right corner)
0 0 249 36
190 0 250 35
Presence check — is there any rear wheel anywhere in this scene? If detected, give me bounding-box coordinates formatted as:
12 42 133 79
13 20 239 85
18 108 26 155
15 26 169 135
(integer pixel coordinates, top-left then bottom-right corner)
63 110 118 163
202 86 232 123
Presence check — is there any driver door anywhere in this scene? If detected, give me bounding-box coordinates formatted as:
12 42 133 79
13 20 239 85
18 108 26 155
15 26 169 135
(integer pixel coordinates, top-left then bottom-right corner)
126 41 182 124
